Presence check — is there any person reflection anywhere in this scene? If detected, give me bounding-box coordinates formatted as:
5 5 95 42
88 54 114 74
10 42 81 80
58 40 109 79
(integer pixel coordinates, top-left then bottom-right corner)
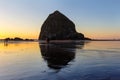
4 41 8 46
39 41 85 70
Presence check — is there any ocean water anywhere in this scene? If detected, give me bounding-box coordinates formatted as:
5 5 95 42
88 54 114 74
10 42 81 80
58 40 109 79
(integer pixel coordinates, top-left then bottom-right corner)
0 41 120 80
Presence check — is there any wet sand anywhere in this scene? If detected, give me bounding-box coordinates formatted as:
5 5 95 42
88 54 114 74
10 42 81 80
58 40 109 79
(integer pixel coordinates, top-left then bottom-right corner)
0 41 120 80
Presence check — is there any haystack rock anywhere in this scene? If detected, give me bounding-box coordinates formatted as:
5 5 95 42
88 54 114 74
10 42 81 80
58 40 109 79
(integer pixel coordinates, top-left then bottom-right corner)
39 11 85 40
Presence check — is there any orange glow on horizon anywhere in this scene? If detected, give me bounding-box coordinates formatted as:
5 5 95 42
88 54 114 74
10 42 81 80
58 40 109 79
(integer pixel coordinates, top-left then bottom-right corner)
0 27 120 40
0 31 120 40
0 32 39 39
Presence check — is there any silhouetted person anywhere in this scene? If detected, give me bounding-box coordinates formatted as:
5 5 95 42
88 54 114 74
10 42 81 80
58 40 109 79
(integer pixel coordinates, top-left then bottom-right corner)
4 40 8 46
4 38 9 45
46 37 50 43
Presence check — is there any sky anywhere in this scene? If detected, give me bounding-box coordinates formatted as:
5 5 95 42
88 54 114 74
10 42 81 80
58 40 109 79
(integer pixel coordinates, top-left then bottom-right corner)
0 0 120 39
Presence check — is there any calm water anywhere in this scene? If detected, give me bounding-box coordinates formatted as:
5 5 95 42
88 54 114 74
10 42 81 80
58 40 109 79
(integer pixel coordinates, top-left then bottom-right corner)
0 41 120 80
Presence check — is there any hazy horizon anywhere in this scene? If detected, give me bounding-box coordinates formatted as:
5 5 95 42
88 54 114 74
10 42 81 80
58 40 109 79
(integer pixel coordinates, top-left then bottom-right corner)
0 0 120 39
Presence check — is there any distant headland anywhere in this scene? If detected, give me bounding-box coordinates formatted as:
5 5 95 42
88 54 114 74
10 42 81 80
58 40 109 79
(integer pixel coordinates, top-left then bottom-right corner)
4 37 34 41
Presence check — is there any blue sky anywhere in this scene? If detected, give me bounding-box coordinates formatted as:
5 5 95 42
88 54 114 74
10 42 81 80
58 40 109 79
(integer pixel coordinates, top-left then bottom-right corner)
0 0 120 39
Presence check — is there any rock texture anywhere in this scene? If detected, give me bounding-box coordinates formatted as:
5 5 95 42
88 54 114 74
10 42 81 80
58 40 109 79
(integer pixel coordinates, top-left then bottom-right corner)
39 11 85 40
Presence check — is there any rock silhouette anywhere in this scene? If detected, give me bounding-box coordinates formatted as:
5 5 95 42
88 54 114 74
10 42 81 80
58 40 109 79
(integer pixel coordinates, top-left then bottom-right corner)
39 11 85 40
39 41 85 69
40 44 75 69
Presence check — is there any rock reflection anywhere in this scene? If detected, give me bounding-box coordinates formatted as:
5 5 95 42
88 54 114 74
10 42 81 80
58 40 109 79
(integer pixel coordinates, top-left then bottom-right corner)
39 41 85 70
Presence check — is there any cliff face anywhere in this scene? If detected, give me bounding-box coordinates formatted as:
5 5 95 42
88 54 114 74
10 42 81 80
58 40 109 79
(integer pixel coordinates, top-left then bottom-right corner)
39 11 84 40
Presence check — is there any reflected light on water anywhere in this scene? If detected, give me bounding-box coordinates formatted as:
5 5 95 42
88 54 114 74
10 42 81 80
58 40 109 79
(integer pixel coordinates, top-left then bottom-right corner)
0 41 120 80
0 42 45 80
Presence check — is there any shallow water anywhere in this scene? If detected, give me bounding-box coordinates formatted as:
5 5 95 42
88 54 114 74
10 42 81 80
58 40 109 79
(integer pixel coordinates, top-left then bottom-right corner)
0 41 120 80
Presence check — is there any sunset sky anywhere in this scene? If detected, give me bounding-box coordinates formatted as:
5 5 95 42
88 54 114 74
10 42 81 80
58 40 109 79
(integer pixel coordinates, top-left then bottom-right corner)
0 0 120 39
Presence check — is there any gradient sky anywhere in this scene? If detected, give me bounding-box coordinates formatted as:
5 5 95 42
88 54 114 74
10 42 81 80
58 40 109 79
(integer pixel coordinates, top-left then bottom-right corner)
0 0 120 39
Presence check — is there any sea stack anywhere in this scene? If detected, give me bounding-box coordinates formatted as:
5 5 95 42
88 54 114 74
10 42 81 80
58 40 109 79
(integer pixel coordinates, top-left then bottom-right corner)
39 10 85 40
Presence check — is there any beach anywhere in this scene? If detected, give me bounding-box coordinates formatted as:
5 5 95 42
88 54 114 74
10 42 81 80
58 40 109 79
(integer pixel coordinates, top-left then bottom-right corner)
0 41 120 80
